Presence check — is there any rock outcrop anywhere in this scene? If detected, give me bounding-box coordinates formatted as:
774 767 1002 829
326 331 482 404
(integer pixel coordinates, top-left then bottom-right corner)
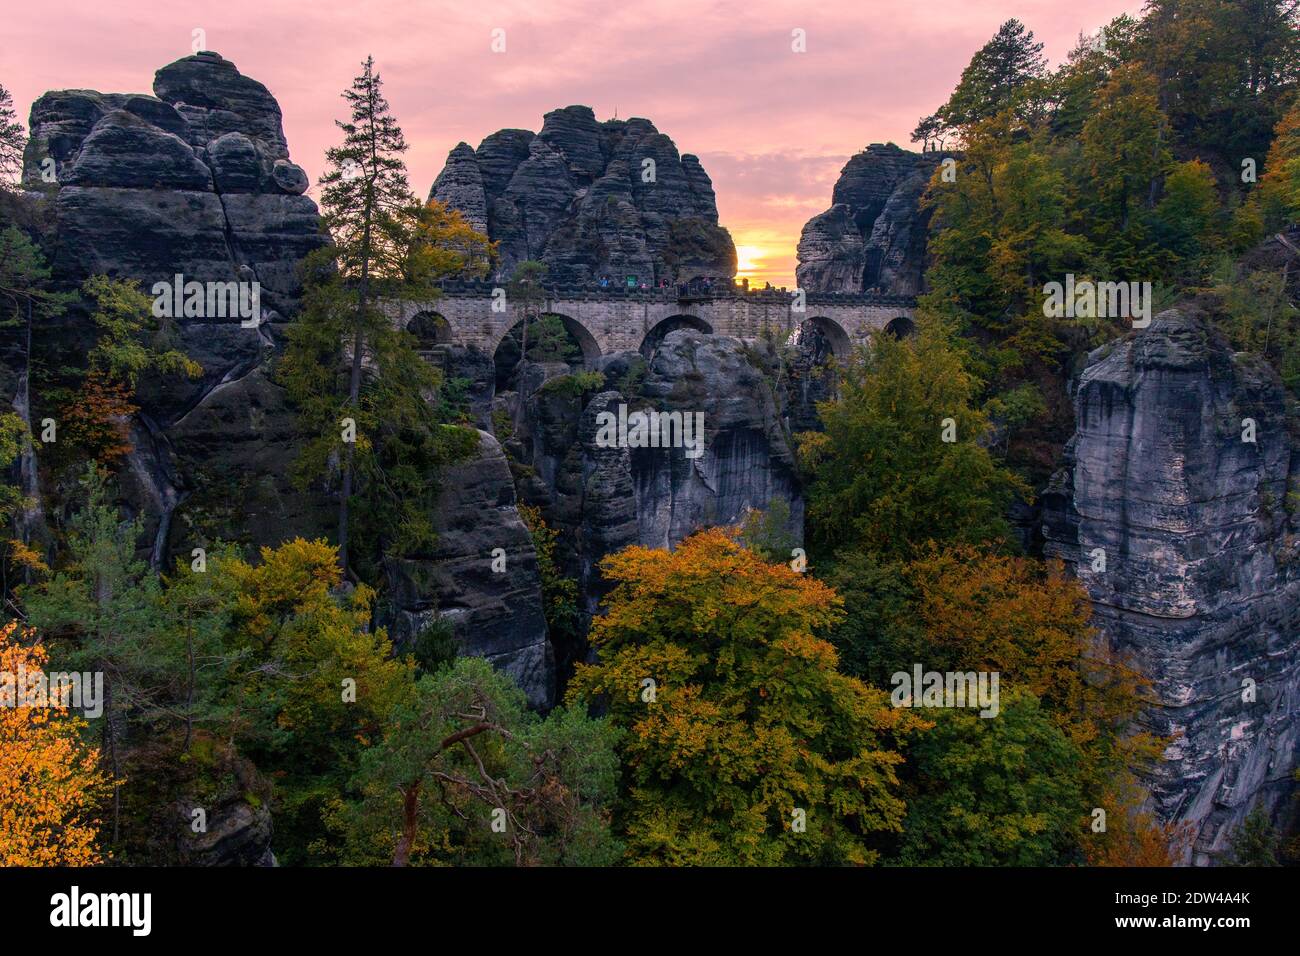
383 430 554 708
496 330 803 682
629 330 802 549
24 51 323 347
1042 307 1300 863
796 143 939 295
21 52 331 558
18 54 557 704
429 106 736 284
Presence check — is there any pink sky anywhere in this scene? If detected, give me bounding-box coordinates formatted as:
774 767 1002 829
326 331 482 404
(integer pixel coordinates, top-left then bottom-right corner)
4 0 1141 287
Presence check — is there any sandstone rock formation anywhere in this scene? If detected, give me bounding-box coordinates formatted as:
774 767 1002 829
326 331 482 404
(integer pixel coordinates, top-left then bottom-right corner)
631 330 802 550
1042 307 1300 863
24 51 322 349
382 430 554 708
429 106 736 284
21 52 331 559
17 53 558 705
495 330 803 681
796 143 940 295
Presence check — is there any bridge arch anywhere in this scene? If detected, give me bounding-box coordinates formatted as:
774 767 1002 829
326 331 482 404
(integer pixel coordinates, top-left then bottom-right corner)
405 310 453 350
640 314 712 358
799 315 852 359
492 311 601 366
885 315 916 340
492 311 602 393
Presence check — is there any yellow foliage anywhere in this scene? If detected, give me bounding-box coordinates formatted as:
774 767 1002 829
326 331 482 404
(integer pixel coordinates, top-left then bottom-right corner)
0 622 112 865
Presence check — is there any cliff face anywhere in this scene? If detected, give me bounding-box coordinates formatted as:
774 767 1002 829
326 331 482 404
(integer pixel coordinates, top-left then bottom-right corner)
22 51 331 562
494 331 804 681
795 143 938 295
430 106 736 284
1042 307 1300 863
17 53 557 708
625 331 802 551
382 430 554 708
25 52 323 372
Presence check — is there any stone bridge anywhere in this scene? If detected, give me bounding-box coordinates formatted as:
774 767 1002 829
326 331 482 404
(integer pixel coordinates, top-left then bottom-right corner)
382 282 918 361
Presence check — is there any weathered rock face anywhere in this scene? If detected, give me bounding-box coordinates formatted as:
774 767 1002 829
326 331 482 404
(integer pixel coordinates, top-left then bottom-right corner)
20 53 331 560
496 330 803 684
796 143 939 295
173 749 276 867
1042 307 1300 864
631 330 802 549
382 430 555 708
429 106 735 284
17 53 560 710
506 332 801 554
23 51 325 414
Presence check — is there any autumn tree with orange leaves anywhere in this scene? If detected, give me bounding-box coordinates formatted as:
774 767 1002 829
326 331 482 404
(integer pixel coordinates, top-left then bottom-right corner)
0 622 111 865
829 543 1169 864
567 528 922 866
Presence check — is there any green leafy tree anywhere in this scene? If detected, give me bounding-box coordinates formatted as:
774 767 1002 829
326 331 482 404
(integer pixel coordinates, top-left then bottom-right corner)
198 537 416 862
830 542 1163 854
518 502 579 660
1141 0 1300 165
23 465 175 844
0 224 70 565
1049 17 1142 138
1154 159 1222 273
737 497 798 563
798 321 1027 563
1227 806 1281 866
922 113 1090 374
57 276 200 465
896 689 1086 866
1214 263 1300 391
80 275 199 387
1081 64 1170 234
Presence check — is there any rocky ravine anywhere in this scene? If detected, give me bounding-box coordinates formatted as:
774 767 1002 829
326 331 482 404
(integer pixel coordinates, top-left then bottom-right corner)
16 51 1295 864
430 106 736 285
1043 307 1300 863
796 142 940 296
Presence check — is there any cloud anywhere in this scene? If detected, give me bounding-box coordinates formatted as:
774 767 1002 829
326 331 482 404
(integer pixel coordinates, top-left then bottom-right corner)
3 0 1142 285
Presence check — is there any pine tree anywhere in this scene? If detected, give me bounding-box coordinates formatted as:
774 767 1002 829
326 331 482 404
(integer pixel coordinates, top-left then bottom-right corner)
284 57 479 577
507 259 548 371
0 83 24 189
316 55 422 575
937 19 1047 131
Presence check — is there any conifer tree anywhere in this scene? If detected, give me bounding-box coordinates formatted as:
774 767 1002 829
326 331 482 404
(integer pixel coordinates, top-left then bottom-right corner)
937 19 1047 132
283 57 480 577
317 55 422 574
0 83 24 189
